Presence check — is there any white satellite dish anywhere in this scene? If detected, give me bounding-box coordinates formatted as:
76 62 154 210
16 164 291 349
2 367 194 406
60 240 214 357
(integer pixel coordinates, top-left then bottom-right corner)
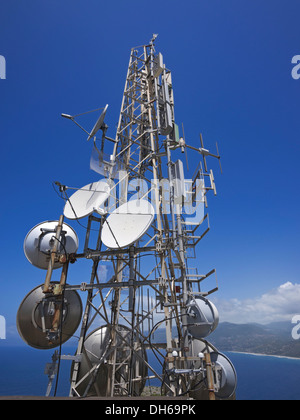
187 296 219 339
63 180 110 220
87 104 108 141
24 221 79 270
101 199 155 249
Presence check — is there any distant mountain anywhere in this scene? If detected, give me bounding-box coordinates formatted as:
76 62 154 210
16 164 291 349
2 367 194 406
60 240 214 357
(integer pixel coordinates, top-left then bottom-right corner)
208 322 300 358
152 321 300 358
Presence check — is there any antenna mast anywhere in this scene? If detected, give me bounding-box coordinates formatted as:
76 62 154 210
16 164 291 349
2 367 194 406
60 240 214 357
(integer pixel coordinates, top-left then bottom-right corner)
18 35 237 400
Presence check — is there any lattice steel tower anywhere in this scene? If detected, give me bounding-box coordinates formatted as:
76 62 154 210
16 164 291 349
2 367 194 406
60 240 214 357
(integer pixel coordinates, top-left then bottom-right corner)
18 35 237 400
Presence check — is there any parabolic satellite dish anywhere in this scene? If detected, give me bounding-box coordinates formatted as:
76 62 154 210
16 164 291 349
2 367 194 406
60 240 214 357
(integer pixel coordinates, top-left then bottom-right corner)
63 180 110 220
16 283 82 350
101 199 155 249
24 221 79 270
87 104 108 141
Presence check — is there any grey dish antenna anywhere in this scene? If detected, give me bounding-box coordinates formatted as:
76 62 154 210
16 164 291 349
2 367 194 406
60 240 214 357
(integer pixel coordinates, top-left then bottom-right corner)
61 105 109 141
17 283 82 350
87 104 109 141
208 352 237 399
189 339 237 400
187 296 219 339
63 180 110 220
71 325 148 396
24 221 79 270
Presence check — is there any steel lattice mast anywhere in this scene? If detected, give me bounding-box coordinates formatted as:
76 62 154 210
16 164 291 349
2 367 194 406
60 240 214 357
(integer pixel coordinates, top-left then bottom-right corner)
68 36 222 397
18 35 237 400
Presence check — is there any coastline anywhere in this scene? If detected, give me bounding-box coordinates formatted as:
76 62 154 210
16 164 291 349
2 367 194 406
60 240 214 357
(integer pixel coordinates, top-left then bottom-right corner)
227 351 300 361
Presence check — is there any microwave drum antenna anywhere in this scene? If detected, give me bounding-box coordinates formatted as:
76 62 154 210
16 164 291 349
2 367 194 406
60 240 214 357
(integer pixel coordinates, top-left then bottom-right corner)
24 221 79 270
16 283 83 349
70 324 148 396
187 296 219 338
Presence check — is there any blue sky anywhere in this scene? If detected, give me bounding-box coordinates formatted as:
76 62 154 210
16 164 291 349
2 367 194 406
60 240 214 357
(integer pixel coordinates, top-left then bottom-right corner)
0 0 300 343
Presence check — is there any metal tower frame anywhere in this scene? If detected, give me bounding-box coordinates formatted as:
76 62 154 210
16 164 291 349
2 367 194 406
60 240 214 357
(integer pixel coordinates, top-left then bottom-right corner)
38 36 231 399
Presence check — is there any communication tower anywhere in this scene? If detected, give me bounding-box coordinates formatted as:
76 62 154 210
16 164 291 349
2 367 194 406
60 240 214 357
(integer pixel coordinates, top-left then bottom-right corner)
18 36 237 400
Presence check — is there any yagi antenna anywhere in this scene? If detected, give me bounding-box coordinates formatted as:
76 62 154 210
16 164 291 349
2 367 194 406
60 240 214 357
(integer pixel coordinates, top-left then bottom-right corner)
181 123 189 172
198 133 223 174
199 133 208 173
215 142 223 174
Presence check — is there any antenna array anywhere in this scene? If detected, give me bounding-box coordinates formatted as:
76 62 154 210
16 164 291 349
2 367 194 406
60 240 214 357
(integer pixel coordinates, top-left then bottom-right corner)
18 36 237 400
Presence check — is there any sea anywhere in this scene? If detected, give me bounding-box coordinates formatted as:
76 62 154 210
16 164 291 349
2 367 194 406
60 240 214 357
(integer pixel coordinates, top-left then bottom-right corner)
0 345 300 400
